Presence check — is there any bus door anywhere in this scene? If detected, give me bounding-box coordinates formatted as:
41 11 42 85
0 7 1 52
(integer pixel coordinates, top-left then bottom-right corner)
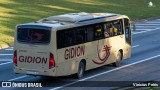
123 18 132 59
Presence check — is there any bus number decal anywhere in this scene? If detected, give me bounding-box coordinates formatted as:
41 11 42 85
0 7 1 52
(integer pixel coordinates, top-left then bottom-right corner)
64 45 85 60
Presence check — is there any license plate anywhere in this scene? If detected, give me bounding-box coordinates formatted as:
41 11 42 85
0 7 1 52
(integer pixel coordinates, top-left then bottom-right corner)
26 71 38 75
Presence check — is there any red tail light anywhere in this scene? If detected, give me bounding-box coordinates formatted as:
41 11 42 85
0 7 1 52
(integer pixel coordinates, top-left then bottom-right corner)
49 52 55 69
13 50 17 66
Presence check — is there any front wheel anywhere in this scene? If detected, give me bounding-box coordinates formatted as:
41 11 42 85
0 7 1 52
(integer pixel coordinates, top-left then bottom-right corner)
113 51 122 67
75 61 85 79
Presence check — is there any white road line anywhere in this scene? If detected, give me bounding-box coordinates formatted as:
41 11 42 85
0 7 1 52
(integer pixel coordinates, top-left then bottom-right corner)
146 22 160 24
135 29 155 31
0 59 12 61
131 25 155 28
0 62 12 66
0 54 13 56
8 75 28 81
5 48 13 50
50 54 160 90
132 45 139 48
136 24 160 25
133 28 159 35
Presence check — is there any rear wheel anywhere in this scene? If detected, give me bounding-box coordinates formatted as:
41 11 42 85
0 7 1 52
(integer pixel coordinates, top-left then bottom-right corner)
75 61 85 79
113 51 122 67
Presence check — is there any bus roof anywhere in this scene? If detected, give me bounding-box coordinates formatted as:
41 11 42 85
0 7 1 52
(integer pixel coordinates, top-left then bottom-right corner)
39 12 121 23
17 12 129 30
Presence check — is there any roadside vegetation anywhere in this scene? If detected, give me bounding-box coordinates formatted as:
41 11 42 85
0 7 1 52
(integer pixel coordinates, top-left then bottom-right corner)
0 0 160 46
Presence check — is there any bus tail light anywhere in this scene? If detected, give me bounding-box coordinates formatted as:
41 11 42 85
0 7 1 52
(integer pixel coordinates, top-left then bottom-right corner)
13 50 17 66
49 52 55 69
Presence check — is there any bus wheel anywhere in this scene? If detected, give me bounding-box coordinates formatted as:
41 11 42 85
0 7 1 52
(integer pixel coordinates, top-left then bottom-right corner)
76 61 85 79
113 51 122 67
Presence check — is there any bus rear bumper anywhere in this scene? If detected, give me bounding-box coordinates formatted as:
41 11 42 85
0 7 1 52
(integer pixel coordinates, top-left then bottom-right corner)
13 66 57 77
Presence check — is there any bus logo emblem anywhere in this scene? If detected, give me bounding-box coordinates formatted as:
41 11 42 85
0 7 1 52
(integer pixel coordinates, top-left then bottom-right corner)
92 42 111 65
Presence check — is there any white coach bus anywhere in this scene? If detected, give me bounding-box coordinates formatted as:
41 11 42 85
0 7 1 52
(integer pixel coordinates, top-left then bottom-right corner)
13 12 132 78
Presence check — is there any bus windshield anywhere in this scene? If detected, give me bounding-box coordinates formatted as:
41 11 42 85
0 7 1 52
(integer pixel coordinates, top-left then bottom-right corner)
17 28 51 44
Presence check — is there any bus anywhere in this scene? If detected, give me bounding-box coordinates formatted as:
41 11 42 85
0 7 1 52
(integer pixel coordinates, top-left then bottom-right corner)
13 12 132 79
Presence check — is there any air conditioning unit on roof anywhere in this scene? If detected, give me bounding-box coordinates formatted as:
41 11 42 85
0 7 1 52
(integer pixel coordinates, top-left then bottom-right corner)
46 13 94 23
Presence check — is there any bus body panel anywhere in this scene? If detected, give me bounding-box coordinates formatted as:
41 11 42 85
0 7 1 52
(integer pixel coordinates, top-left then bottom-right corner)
56 43 86 76
18 45 49 66
56 34 126 76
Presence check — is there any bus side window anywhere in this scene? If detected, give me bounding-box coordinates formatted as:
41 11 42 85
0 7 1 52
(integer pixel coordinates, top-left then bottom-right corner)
109 23 114 37
75 27 85 44
57 30 65 49
86 26 94 42
65 30 75 46
112 21 118 36
113 27 118 36
114 20 123 35
94 24 103 39
103 23 110 38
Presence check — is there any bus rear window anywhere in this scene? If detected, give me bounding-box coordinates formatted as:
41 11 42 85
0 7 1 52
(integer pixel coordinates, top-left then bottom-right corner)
17 28 51 44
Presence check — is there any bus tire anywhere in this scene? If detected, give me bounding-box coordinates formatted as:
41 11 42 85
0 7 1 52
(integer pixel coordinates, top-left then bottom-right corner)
75 61 85 79
113 51 122 67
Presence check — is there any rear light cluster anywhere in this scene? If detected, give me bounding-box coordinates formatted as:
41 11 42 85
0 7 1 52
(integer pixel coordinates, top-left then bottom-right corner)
13 50 17 66
49 52 55 69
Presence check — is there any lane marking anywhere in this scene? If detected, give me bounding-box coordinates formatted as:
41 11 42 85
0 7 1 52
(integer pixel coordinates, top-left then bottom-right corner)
133 28 159 35
135 29 155 31
8 75 28 81
5 48 13 50
136 24 160 26
146 22 160 24
132 45 139 48
0 54 13 56
131 26 160 28
0 62 12 66
0 59 12 61
50 54 160 90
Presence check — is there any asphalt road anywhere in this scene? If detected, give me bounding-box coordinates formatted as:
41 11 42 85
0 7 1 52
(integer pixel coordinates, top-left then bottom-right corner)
0 19 160 90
